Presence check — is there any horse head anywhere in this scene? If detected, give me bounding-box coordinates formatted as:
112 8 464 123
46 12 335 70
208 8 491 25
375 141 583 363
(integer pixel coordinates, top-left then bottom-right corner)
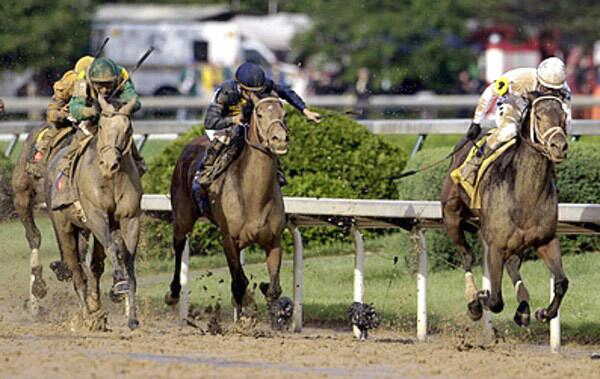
249 96 288 155
97 95 136 179
525 93 569 162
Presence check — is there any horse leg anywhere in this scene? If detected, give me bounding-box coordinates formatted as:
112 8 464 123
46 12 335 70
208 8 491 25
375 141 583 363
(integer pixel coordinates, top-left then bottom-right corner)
84 211 128 296
13 181 48 301
87 237 105 313
223 235 249 322
534 238 569 322
165 224 189 305
442 192 480 319
120 216 140 330
481 245 504 314
260 241 285 329
505 255 530 327
52 218 88 316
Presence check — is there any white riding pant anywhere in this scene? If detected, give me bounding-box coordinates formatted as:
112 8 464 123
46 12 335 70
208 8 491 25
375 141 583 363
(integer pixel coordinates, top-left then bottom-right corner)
206 127 233 145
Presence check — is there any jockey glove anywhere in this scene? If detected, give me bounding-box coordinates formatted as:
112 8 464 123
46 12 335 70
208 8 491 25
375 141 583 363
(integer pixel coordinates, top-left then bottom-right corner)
466 122 481 141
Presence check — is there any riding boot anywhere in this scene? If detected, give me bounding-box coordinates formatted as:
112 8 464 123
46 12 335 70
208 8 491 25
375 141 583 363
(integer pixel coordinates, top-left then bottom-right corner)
131 144 147 177
199 140 226 187
26 126 58 178
460 142 494 187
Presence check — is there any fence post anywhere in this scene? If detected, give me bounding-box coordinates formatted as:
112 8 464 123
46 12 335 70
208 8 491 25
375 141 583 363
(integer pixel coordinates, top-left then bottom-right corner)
416 229 428 342
4 134 19 158
291 225 304 332
179 237 190 323
550 275 561 353
351 224 365 339
481 241 493 339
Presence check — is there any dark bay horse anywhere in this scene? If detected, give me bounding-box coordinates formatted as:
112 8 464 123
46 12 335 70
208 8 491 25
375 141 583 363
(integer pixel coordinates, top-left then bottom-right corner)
12 122 75 314
165 96 289 325
441 94 569 326
45 96 142 330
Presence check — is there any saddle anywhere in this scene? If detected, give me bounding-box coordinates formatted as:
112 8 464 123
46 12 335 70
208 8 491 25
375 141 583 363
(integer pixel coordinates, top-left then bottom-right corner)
192 127 245 213
450 133 516 209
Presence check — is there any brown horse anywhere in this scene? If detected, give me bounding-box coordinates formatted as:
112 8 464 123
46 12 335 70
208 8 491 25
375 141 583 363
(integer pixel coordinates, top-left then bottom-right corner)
12 122 76 315
45 96 142 330
441 94 569 326
165 96 289 325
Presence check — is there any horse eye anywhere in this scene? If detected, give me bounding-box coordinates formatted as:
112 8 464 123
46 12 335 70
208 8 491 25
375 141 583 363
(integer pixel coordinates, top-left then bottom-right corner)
257 113 263 118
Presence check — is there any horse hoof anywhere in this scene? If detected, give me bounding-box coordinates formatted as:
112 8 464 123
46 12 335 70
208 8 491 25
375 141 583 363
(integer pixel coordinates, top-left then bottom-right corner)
535 308 550 323
112 280 129 294
50 261 72 282
31 278 48 299
467 300 483 321
259 282 269 297
128 318 140 330
109 289 125 303
513 301 530 327
164 291 180 306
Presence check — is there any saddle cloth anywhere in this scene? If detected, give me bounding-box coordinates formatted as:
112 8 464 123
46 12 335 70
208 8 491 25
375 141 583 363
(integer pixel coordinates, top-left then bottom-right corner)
450 135 516 209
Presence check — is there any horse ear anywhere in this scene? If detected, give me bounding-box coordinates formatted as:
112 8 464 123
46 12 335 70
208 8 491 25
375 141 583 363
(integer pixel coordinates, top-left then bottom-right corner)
120 96 137 115
97 94 110 112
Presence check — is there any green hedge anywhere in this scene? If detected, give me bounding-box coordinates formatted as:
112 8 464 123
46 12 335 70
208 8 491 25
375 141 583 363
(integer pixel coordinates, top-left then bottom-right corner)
396 142 600 271
0 157 15 221
140 107 408 260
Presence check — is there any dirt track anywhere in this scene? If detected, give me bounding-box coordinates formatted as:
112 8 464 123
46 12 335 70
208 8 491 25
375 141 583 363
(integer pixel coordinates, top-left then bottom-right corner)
2 283 600 379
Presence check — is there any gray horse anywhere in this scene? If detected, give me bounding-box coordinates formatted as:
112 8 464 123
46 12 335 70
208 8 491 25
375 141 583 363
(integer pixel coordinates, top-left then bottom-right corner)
45 96 142 330
441 94 569 326
165 96 289 326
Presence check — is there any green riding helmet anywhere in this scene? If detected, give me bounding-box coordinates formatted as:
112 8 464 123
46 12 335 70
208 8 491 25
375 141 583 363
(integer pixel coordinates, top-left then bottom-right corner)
88 57 119 84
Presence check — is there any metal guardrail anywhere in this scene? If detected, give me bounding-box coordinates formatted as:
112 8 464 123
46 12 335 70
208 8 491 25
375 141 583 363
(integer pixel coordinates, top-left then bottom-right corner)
141 194 600 351
3 94 600 112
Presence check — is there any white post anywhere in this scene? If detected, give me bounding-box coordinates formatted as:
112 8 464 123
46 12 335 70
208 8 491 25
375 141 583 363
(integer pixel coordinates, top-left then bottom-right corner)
351 224 365 339
550 275 561 353
481 241 493 339
416 230 428 342
179 239 190 323
291 226 304 332
240 249 245 267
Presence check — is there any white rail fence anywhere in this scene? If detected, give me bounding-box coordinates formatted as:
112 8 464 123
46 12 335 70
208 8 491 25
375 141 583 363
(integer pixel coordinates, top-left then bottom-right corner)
4 94 600 113
141 194 600 353
2 119 599 158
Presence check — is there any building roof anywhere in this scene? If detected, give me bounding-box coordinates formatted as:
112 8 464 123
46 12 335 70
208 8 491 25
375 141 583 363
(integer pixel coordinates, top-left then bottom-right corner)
93 4 233 23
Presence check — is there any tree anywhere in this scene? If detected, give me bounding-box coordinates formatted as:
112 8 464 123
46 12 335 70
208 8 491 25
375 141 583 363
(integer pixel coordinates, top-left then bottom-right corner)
0 0 93 75
290 0 477 93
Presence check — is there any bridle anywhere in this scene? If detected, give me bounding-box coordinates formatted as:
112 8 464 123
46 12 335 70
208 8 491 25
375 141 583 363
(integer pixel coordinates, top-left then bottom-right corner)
523 95 567 160
98 111 134 158
244 97 287 156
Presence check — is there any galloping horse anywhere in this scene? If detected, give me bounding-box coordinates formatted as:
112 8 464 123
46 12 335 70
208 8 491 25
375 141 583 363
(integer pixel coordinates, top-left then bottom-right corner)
441 93 569 326
166 96 289 325
12 122 76 314
45 96 142 330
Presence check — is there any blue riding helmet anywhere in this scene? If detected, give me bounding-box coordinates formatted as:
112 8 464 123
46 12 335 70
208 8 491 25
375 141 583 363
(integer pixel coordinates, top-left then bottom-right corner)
235 62 266 91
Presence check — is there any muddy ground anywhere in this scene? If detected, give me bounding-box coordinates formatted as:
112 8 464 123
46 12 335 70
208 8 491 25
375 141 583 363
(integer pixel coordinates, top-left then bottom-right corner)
1 272 600 379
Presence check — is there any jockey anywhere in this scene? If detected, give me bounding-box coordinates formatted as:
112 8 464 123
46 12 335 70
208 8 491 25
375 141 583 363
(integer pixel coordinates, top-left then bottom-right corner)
198 62 321 187
26 56 94 177
460 57 572 185
53 57 145 207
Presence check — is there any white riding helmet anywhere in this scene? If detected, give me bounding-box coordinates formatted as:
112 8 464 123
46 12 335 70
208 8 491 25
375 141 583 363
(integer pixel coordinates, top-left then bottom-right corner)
537 57 567 89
